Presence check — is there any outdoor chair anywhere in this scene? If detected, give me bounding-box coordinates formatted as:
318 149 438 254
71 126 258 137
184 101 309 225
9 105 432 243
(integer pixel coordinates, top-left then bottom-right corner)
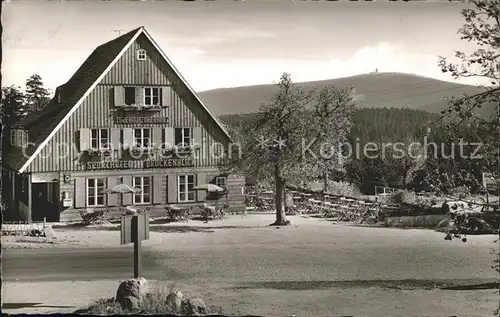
200 203 217 222
79 208 110 225
165 205 190 222
79 209 93 225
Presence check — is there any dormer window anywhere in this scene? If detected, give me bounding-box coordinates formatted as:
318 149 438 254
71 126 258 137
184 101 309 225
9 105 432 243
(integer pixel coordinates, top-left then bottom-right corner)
10 129 28 147
137 49 146 61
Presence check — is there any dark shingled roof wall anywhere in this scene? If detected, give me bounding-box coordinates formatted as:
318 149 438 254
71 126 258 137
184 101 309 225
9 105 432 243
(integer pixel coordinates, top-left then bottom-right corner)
4 27 141 171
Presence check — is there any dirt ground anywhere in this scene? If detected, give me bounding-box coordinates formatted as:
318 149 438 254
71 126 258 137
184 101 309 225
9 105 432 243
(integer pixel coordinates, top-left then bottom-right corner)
3 214 499 316
2 214 300 249
3 279 498 316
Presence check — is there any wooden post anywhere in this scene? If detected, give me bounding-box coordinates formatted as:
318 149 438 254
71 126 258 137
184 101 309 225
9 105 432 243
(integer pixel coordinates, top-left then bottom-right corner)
132 215 142 278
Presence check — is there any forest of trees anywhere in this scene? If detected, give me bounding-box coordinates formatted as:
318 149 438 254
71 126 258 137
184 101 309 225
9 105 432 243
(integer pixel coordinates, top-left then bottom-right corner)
220 107 490 195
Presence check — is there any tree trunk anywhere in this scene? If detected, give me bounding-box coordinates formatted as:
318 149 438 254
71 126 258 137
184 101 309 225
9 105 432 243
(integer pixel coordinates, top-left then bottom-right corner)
324 170 328 193
271 164 290 226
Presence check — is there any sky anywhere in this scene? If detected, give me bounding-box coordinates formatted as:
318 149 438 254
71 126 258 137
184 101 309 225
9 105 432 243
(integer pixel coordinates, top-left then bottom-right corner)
2 0 484 93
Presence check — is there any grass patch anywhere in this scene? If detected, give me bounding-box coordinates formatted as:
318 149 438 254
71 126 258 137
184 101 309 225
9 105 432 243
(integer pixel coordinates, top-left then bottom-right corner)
75 288 223 315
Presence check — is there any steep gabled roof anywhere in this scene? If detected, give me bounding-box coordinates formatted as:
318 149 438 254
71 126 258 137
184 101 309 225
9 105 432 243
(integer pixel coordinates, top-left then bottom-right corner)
6 26 230 173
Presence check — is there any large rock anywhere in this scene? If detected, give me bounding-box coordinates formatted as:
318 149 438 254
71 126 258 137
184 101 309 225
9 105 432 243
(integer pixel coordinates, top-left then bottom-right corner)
183 297 208 316
115 277 149 311
165 291 184 313
165 291 208 315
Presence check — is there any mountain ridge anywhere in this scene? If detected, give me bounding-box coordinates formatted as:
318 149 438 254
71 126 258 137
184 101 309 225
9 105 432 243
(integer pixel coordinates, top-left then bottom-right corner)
197 72 492 116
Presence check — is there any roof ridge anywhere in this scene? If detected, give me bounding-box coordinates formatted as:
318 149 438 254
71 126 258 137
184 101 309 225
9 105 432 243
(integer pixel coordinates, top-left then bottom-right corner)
15 26 231 173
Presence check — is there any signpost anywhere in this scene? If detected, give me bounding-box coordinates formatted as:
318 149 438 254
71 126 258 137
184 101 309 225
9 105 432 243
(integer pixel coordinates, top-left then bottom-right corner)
121 213 150 278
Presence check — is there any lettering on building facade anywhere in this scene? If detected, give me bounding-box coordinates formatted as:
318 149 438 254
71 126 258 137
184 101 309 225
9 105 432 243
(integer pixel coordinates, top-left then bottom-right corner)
85 158 194 170
113 116 169 124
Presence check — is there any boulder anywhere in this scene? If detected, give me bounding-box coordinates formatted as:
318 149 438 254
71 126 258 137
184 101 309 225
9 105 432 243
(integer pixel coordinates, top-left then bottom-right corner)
115 277 149 311
182 297 208 315
165 291 184 313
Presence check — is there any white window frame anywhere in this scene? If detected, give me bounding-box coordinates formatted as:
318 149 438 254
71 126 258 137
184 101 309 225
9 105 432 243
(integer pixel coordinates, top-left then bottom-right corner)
178 174 195 202
175 128 193 147
10 130 16 146
137 49 146 61
10 129 27 147
90 128 110 150
86 178 105 207
134 128 151 148
144 87 160 106
133 176 151 205
215 176 227 188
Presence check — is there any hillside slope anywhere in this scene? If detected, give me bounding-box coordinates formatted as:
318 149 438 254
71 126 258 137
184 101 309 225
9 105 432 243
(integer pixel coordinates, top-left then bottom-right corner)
198 72 492 116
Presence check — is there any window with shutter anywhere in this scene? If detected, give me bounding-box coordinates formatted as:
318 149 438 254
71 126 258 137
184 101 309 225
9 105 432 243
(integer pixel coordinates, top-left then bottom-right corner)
87 178 106 207
90 129 110 149
79 128 91 151
178 174 195 202
122 176 133 205
164 127 174 149
167 174 177 203
107 177 119 207
174 128 193 147
75 178 86 208
144 87 160 106
124 87 136 105
10 129 28 147
197 173 206 202
153 176 163 204
114 86 125 107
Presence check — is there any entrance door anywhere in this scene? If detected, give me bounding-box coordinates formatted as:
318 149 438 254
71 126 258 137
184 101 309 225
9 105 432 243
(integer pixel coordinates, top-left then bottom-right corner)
31 182 60 222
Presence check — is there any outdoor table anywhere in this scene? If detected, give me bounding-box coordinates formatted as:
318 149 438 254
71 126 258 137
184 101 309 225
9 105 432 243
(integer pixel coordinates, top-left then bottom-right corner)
166 205 190 222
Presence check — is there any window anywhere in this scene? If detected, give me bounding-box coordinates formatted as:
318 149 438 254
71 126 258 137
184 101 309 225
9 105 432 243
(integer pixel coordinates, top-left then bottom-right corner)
216 177 227 189
57 92 62 103
90 128 109 149
178 175 195 202
10 129 28 147
144 87 160 106
134 128 151 148
10 130 16 146
137 49 147 61
133 176 151 204
174 128 192 147
125 87 136 105
87 178 105 207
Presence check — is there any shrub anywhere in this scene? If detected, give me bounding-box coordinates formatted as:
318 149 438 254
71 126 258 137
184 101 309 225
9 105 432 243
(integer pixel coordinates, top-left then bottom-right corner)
452 186 472 199
327 181 362 198
75 288 219 315
388 190 416 205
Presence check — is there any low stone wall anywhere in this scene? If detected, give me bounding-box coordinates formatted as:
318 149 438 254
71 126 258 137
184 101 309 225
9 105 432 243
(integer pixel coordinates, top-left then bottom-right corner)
385 214 446 228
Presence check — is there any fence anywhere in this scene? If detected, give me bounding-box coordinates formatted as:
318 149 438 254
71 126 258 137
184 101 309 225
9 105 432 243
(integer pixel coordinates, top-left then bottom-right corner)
2 220 47 237
374 186 401 196
244 185 399 223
